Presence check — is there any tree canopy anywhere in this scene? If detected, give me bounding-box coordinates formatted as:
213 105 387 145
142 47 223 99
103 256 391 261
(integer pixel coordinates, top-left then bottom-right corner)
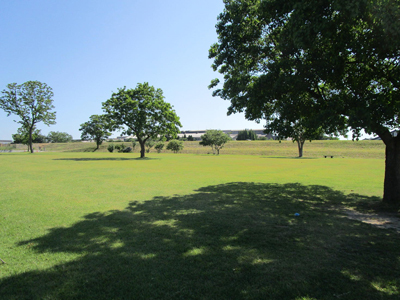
209 0 400 205
199 130 231 155
102 82 182 158
79 115 115 150
0 81 56 153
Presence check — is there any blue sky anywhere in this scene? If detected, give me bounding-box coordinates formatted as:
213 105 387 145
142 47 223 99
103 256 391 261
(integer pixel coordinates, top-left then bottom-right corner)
0 0 265 140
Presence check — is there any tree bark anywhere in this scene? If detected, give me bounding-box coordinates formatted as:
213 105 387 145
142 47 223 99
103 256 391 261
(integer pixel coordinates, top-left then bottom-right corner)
296 140 304 157
381 132 400 206
29 126 34 153
138 139 146 158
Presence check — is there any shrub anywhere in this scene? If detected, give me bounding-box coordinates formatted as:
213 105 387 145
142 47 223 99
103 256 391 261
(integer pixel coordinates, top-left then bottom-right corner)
123 147 132 153
107 144 115 153
114 144 126 152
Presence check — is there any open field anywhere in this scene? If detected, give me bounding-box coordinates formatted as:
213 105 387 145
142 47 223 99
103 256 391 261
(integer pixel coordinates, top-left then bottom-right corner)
9 139 386 159
1 152 399 299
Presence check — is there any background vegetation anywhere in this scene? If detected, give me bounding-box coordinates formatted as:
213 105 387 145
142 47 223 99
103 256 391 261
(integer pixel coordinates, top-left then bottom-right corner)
9 139 385 159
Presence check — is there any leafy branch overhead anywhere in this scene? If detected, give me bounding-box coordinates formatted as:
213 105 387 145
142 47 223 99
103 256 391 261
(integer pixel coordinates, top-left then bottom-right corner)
209 0 400 205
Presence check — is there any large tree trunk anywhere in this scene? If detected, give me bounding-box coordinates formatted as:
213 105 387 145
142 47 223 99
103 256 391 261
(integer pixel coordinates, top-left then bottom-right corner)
138 139 146 158
96 138 100 150
381 132 400 206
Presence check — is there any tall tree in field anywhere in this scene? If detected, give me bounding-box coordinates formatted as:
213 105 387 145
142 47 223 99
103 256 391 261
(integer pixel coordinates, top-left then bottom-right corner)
102 82 182 158
79 115 116 150
0 81 56 153
209 0 400 206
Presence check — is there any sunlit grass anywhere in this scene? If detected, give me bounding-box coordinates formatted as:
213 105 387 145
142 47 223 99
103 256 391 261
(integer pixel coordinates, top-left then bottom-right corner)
13 139 386 158
0 152 398 299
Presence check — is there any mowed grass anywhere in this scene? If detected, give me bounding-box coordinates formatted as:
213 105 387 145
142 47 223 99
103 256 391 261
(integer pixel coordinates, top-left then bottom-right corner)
1 152 399 299
16 139 386 159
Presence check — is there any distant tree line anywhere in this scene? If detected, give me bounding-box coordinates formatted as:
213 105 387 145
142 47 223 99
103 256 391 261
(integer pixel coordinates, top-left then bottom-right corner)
237 129 258 141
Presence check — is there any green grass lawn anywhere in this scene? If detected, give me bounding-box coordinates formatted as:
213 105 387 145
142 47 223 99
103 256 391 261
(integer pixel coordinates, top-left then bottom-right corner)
1 152 398 299
13 139 386 159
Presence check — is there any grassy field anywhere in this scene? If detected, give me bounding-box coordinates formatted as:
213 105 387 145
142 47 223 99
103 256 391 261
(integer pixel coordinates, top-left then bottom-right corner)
11 139 386 159
1 151 398 299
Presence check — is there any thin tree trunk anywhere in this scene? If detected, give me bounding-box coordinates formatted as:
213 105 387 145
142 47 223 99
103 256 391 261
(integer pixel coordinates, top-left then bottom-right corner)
381 133 400 206
29 127 34 153
297 140 304 157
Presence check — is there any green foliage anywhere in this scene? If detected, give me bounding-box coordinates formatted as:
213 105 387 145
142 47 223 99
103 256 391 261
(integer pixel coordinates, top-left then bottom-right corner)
12 127 46 146
237 129 258 141
0 81 56 153
79 115 116 150
114 144 126 153
102 82 182 158
166 139 183 153
209 0 400 204
154 142 164 153
187 135 194 141
199 130 231 155
107 144 115 153
47 131 73 143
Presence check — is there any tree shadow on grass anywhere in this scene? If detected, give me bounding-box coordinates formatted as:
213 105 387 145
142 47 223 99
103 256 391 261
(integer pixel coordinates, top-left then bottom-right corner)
1 183 399 300
54 157 160 161
261 156 317 159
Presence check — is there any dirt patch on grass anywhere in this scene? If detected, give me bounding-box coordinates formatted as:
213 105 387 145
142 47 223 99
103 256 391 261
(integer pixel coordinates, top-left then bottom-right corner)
341 208 400 232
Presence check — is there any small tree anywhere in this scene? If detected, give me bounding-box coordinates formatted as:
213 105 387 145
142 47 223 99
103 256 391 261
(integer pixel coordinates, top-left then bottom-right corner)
103 82 182 158
79 115 115 150
166 139 183 153
199 130 230 155
155 141 164 153
0 81 56 153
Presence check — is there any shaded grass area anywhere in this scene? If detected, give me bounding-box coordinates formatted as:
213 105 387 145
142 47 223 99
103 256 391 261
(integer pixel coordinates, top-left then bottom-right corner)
12 140 386 158
1 182 399 300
